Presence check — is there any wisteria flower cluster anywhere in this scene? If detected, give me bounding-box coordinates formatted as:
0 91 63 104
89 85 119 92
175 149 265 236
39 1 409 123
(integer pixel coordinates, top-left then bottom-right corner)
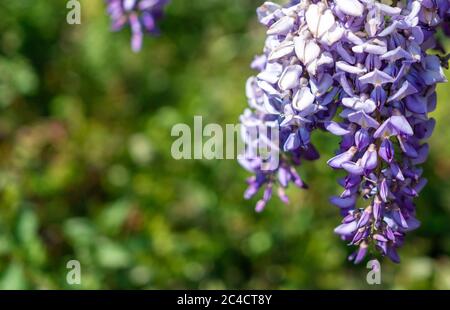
239 0 448 264
106 0 169 52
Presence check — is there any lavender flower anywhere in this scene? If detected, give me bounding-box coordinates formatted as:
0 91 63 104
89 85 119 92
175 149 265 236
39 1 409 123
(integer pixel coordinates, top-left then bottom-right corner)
325 0 446 264
106 0 169 52
239 1 342 211
240 0 448 264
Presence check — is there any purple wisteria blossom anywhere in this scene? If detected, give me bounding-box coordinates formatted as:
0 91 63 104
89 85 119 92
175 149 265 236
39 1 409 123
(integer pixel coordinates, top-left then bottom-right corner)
325 0 447 264
106 0 169 52
239 0 341 212
240 0 448 264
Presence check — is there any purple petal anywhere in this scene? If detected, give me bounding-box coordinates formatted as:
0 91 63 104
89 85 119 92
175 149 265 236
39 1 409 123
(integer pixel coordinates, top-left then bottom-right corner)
130 13 143 52
404 216 421 232
336 42 355 64
284 132 300 151
405 95 428 114
387 247 400 264
392 209 408 229
415 118 435 139
379 138 394 163
390 115 414 136
278 167 290 187
361 144 378 170
142 12 156 32
353 243 368 264
324 121 351 136
380 46 412 62
390 162 405 181
348 111 380 129
277 187 290 204
357 209 371 228
330 196 356 209
355 128 370 150
342 161 365 175
411 144 429 165
310 74 333 96
414 178 428 194
379 178 389 202
373 119 395 138
373 199 383 223
398 137 418 158
327 147 357 169
359 69 394 87
255 200 266 213
374 234 388 242
334 221 358 236
387 81 418 102
385 226 395 241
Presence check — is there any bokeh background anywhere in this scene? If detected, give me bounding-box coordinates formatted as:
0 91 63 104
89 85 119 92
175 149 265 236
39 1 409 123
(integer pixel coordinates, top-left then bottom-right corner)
0 0 449 289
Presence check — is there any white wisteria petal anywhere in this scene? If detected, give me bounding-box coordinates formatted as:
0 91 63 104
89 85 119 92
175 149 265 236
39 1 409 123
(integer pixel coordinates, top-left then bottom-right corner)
317 9 336 38
336 0 364 17
306 60 319 76
257 80 278 96
257 63 283 84
378 20 399 37
268 41 294 61
363 43 388 55
304 40 321 64
366 18 380 37
342 97 376 114
257 1 282 26
278 65 303 90
293 87 315 112
375 2 402 15
322 24 344 45
293 36 307 62
267 15 295 35
317 52 334 67
336 61 367 75
357 99 376 114
345 32 364 45
294 36 320 65
305 4 321 37
306 4 335 38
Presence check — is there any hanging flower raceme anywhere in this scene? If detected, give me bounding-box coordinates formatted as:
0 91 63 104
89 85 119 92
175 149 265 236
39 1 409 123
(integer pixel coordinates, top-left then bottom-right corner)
240 0 448 264
239 0 345 212
326 0 447 264
106 0 169 52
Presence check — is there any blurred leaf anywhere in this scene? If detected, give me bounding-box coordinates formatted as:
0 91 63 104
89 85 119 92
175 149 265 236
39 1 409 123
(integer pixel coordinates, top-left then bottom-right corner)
0 263 27 290
95 239 131 269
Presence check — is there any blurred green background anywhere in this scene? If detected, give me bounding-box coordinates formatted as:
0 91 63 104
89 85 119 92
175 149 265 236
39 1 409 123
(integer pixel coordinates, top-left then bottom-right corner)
0 0 449 290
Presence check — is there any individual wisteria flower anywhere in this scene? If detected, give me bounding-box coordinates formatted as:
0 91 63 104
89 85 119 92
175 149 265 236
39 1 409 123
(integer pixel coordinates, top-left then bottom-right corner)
239 0 342 212
326 0 447 264
417 0 450 58
433 1 450 66
106 0 169 52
